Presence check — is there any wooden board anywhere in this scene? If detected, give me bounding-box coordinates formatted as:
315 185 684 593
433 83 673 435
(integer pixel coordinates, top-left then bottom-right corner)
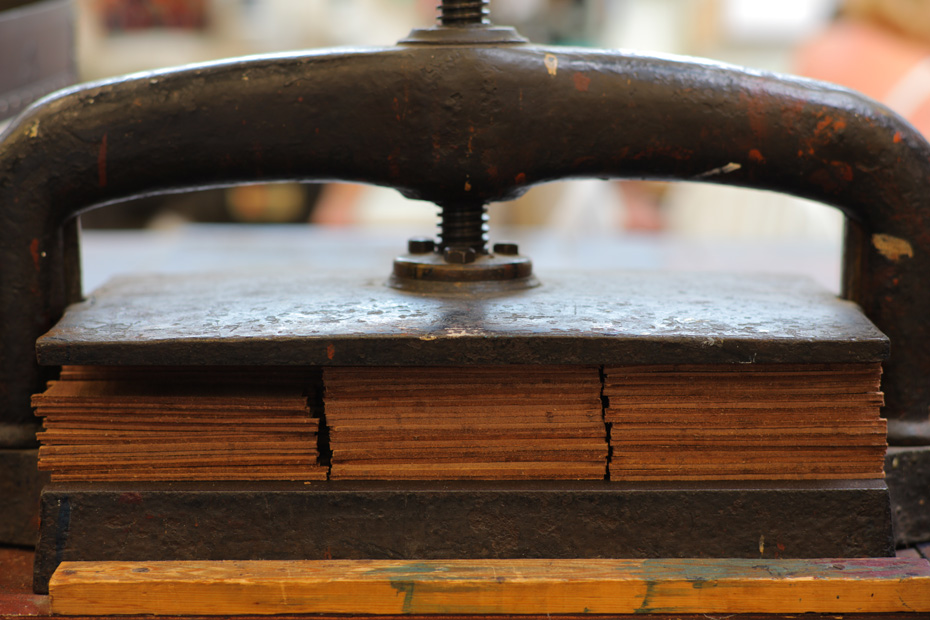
48 558 930 616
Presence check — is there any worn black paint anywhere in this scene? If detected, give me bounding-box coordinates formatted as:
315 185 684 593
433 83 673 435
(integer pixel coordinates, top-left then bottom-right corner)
32 479 895 594
885 446 930 546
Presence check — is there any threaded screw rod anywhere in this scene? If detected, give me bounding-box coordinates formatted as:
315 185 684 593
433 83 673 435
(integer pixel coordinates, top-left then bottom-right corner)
439 0 490 26
438 202 488 252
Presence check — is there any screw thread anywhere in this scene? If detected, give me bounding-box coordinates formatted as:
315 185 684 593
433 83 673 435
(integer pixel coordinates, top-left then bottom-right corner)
439 203 488 252
438 0 490 26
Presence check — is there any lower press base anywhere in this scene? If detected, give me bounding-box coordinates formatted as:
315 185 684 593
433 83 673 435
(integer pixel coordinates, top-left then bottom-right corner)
33 479 894 594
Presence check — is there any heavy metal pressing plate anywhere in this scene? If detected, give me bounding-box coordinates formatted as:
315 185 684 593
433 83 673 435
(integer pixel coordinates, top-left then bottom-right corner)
36 270 887 366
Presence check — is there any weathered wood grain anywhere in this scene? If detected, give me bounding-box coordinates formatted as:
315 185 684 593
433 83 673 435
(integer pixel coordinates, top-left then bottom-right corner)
48 558 930 616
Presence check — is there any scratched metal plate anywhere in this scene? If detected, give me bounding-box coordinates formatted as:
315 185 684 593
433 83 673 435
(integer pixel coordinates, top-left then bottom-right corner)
36 270 888 366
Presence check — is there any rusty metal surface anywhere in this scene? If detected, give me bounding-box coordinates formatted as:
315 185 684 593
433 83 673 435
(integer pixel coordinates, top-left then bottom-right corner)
32 479 894 594
2 17 930 443
35 271 887 366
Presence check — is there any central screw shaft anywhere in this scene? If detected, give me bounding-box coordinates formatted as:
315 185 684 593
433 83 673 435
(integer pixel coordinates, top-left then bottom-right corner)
438 202 488 253
439 0 490 26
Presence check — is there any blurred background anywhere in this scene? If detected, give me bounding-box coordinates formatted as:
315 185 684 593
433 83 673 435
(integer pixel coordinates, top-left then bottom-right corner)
4 0 930 290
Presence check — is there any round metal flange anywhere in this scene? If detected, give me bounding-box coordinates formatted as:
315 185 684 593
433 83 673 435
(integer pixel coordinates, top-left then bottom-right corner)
389 245 538 293
387 273 540 295
393 251 533 281
400 26 527 46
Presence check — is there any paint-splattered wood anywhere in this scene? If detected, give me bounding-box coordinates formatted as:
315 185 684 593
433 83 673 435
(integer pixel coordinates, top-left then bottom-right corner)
48 558 930 616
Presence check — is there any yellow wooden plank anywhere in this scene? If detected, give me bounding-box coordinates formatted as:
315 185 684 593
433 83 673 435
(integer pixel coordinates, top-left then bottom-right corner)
49 558 930 616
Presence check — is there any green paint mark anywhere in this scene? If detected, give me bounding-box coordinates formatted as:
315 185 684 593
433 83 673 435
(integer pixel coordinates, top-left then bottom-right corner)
690 578 718 590
635 580 656 614
390 580 416 613
368 562 444 576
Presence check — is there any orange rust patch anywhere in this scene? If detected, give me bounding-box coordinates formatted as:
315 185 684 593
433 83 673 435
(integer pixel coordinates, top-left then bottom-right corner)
741 91 770 142
97 133 108 188
815 116 833 134
572 72 591 92
894 131 902 143
326 344 336 360
30 239 40 272
748 149 765 163
831 160 854 182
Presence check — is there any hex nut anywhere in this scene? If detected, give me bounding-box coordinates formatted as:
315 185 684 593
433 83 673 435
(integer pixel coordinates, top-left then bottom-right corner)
408 237 436 254
443 247 477 264
493 242 519 256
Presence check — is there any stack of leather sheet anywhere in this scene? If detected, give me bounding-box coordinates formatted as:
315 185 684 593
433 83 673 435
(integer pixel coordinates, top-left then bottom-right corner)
32 366 326 482
605 363 887 481
324 366 607 480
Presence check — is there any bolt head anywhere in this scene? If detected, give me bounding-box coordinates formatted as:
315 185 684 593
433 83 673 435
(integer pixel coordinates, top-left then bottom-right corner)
407 237 436 254
493 241 519 256
443 246 477 264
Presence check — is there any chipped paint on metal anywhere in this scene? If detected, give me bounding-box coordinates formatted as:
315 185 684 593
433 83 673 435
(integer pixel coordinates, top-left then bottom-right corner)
544 53 558 77
695 162 741 179
872 234 914 261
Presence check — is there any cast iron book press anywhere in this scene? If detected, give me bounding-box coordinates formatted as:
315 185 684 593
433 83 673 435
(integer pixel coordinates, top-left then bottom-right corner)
2 1 930 615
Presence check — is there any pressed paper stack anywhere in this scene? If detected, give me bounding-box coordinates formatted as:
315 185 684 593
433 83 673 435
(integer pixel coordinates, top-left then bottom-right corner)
605 363 887 481
324 366 607 480
33 366 326 482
